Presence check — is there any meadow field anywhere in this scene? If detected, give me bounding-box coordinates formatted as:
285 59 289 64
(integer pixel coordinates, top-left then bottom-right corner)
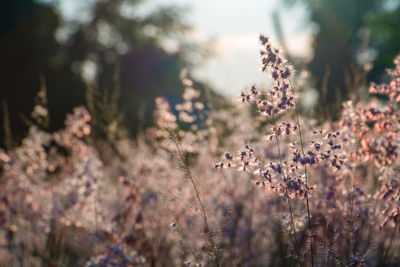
1 34 399 266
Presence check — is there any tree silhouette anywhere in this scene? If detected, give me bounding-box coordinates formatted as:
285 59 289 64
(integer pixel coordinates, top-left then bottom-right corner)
288 0 400 120
0 0 202 147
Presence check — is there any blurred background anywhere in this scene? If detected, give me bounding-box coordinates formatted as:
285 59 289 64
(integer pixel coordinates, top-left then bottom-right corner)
1 0 400 148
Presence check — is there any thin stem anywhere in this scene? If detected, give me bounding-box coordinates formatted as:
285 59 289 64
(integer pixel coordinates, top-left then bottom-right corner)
346 151 357 264
289 79 314 267
287 198 301 264
170 131 220 266
93 183 99 255
382 223 398 265
164 202 200 263
274 134 302 266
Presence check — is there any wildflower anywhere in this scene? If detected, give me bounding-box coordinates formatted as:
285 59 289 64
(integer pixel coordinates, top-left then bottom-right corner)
240 35 295 117
225 152 233 160
259 34 269 44
263 170 272 183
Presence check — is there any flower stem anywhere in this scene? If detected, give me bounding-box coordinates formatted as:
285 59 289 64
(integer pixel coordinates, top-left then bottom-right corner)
170 131 220 266
274 134 302 266
289 79 314 267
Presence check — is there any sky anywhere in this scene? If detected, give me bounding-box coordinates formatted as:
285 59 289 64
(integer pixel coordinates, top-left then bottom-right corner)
141 0 312 96
58 0 313 96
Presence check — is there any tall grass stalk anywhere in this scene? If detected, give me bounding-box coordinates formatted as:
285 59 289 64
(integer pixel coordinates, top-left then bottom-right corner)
346 150 357 264
382 223 398 265
163 201 200 263
274 133 302 266
169 131 220 266
289 79 314 267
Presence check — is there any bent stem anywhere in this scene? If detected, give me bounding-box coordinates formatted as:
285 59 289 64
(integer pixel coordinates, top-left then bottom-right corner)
169 131 220 266
289 79 314 267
